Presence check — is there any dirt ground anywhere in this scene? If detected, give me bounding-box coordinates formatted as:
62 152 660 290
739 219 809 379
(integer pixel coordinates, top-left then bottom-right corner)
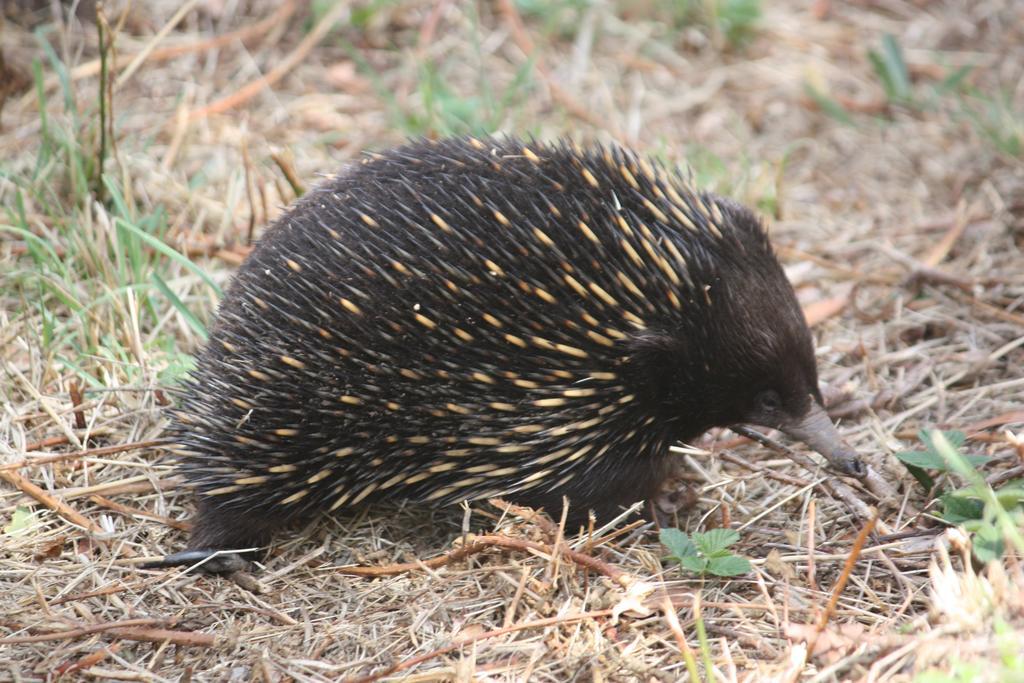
1 1 1023 681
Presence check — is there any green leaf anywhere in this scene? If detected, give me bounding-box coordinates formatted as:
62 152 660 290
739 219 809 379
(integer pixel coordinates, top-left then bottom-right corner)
802 83 855 125
694 528 739 555
896 429 986 474
973 523 1005 564
900 461 936 491
900 451 988 471
936 65 973 94
940 493 985 524
715 0 761 47
707 554 752 577
920 429 966 451
151 273 208 341
880 34 911 99
111 209 223 299
681 555 709 573
896 450 947 470
993 484 1024 509
868 34 911 103
157 350 196 385
663 527 752 577
660 528 698 559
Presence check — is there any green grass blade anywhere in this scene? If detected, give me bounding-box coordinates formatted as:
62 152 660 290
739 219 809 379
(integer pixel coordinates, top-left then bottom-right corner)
151 273 209 341
113 217 223 299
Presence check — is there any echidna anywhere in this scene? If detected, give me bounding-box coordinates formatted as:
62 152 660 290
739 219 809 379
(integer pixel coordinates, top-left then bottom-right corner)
157 136 864 571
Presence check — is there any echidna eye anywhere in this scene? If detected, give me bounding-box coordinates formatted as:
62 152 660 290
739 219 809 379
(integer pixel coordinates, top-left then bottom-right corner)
757 390 782 412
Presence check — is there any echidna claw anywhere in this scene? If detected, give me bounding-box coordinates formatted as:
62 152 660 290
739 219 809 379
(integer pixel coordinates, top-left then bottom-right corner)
141 548 257 574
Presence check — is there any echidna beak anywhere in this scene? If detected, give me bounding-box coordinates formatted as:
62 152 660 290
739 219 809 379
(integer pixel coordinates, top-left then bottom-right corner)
779 403 867 478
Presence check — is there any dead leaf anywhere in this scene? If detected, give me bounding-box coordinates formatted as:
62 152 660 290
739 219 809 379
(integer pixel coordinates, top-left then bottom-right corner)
785 621 867 664
764 548 796 581
803 292 851 327
325 61 370 93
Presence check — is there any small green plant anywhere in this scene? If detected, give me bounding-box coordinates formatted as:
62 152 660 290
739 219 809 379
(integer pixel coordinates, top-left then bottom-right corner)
914 661 986 683
342 10 535 139
1 42 218 389
401 60 534 137
802 35 915 125
897 430 1024 563
664 0 761 49
914 621 1024 682
618 0 760 49
802 82 856 126
895 430 986 492
705 0 761 47
868 34 913 106
680 144 730 193
516 0 594 40
843 34 1022 157
957 88 1024 158
661 527 752 577
939 479 1024 563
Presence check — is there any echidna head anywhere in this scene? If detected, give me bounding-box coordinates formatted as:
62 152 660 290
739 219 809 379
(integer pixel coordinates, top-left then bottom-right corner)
624 200 865 477
724 307 865 478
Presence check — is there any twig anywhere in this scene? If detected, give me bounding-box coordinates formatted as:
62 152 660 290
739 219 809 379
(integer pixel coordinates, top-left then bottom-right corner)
488 498 560 539
88 494 191 531
270 151 305 198
68 379 86 429
962 410 1024 434
818 511 878 631
0 618 168 645
187 1 350 121
481 534 635 588
0 469 106 536
336 532 636 589
1 439 164 471
806 498 818 593
550 497 570 584
53 643 122 677
50 584 132 606
114 0 202 89
21 428 111 452
921 199 970 268
242 138 257 245
93 5 112 203
340 609 615 683
793 511 878 673
730 426 886 530
417 0 450 52
802 288 853 327
104 627 217 647
495 0 623 140
56 1 296 86
334 540 490 577
5 360 82 449
502 566 530 629
961 294 1024 327
162 86 193 170
903 265 975 293
719 451 812 487
56 475 183 501
661 595 701 679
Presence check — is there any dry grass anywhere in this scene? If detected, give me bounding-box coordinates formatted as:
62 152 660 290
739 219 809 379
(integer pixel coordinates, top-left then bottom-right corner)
2 1 1023 680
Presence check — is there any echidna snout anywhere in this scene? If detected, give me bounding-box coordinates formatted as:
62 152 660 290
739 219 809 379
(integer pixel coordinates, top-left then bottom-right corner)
155 136 863 570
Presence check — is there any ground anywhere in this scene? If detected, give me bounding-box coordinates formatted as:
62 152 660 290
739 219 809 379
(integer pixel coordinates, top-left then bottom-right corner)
1 1 1023 681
